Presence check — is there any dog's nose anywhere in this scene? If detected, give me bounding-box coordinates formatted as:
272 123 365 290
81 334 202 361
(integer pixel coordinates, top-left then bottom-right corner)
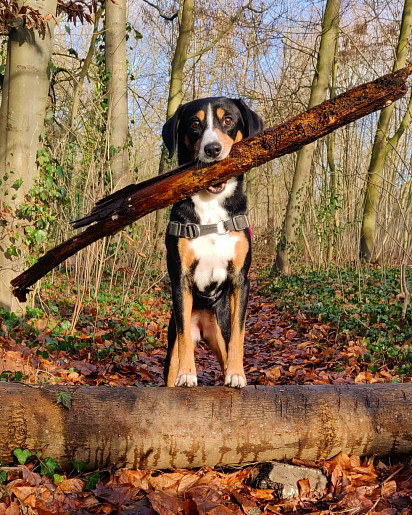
204 142 222 159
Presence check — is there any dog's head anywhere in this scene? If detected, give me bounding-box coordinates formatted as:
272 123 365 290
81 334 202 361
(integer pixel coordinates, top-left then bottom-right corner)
162 97 264 169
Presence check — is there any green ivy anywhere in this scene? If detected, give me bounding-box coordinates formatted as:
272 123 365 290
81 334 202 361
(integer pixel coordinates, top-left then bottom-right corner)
20 147 67 251
262 265 412 375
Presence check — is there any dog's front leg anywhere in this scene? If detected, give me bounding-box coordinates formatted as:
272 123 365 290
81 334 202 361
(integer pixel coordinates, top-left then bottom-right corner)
225 277 249 388
172 285 197 387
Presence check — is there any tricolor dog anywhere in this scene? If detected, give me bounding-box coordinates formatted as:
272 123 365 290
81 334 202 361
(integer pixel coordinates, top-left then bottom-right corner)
162 97 264 388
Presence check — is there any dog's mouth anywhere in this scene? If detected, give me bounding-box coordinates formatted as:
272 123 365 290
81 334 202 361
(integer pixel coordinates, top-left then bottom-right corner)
206 182 226 194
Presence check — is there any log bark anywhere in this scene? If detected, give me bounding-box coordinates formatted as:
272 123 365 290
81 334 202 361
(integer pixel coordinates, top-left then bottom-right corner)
0 383 411 470
11 65 412 301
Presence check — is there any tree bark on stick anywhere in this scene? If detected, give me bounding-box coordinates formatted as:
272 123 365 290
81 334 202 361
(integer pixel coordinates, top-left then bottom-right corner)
0 383 411 470
11 64 412 301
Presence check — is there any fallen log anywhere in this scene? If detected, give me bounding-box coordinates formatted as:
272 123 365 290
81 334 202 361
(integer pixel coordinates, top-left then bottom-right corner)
0 383 411 470
11 64 412 301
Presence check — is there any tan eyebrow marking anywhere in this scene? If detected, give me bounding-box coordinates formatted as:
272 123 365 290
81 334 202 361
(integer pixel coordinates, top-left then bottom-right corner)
216 107 225 120
194 110 205 121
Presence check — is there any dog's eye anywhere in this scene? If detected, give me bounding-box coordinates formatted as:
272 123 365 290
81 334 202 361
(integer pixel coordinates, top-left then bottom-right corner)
191 119 200 129
223 117 232 126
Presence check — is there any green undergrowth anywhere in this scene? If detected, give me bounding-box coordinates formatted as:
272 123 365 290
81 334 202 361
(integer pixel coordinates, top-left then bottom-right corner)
0 274 170 368
261 265 412 376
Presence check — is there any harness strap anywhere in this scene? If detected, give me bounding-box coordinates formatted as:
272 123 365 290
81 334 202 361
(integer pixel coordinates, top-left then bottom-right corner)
167 214 250 239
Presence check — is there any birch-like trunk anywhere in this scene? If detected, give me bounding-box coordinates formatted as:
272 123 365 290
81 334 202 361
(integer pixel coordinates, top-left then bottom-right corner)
359 0 412 261
273 0 341 275
0 0 57 313
105 0 130 190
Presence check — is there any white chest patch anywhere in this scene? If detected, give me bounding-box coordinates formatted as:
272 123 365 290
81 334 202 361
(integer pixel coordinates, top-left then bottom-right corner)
189 232 239 292
189 179 239 292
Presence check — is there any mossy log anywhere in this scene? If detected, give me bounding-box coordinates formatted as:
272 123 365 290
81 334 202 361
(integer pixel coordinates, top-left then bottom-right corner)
0 383 411 470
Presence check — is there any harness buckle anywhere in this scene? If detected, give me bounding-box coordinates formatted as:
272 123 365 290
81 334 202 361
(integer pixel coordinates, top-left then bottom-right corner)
184 223 201 238
232 214 249 231
168 221 181 236
216 220 229 235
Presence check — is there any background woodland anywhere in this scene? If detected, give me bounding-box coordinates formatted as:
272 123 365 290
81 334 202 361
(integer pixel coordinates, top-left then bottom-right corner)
0 0 410 308
0 2 411 512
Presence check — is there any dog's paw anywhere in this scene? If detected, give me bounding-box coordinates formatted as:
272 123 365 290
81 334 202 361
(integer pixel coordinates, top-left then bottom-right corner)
225 373 247 388
175 374 198 387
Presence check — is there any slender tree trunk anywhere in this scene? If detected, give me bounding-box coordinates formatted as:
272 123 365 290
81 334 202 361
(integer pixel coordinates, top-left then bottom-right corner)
154 0 194 248
105 0 130 190
327 37 339 264
359 0 412 261
70 7 103 129
273 0 340 275
157 0 194 177
0 0 57 313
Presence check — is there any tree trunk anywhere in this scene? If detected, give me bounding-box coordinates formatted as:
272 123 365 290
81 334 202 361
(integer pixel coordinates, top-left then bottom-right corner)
70 7 103 129
105 0 130 190
154 0 194 248
359 0 412 261
273 0 340 275
10 64 412 301
326 36 339 264
154 0 250 244
0 0 57 313
0 383 411 470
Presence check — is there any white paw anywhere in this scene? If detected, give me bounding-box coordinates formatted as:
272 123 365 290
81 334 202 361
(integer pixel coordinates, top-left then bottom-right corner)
225 374 247 388
175 374 198 387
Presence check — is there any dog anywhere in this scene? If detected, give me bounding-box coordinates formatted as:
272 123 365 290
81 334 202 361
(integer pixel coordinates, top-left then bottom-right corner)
162 97 264 388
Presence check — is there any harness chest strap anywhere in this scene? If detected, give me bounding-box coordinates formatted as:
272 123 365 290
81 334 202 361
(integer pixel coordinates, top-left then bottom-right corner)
167 214 250 239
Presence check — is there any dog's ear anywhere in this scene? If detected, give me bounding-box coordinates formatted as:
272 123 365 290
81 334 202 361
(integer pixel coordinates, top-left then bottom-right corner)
162 105 183 158
233 99 264 137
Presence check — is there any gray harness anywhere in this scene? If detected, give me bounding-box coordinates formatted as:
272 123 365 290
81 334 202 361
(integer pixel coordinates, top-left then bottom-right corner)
167 214 250 239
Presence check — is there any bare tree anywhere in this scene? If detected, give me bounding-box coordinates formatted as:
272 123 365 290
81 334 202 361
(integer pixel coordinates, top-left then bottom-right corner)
359 0 412 261
273 0 341 275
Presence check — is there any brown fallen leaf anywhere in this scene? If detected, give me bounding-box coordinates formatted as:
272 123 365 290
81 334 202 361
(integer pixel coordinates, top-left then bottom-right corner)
56 477 85 494
381 479 397 497
247 487 274 500
147 491 184 515
149 472 185 493
20 465 42 487
336 490 374 512
231 490 259 513
116 468 152 491
298 478 311 498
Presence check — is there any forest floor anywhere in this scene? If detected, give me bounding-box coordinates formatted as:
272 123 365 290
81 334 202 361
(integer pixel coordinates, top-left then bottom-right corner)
0 265 411 514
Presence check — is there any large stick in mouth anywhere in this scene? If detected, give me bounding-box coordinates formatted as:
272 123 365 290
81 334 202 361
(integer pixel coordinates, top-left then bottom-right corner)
11 64 412 301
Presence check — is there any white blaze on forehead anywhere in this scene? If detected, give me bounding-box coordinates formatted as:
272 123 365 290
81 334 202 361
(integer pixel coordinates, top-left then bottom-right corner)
198 104 231 162
207 103 213 130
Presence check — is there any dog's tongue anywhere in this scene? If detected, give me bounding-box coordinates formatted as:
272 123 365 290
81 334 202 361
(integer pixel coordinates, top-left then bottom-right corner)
206 181 226 194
